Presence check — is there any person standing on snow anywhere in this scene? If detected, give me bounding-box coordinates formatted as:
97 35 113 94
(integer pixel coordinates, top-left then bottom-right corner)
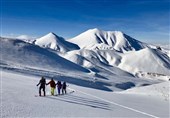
56 81 62 95
37 77 46 96
62 81 67 94
46 78 56 95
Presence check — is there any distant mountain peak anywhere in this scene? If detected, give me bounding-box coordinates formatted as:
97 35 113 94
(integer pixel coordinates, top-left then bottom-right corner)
88 28 101 32
87 28 123 34
85 28 105 34
34 32 79 52
48 32 57 36
49 32 55 34
43 32 58 39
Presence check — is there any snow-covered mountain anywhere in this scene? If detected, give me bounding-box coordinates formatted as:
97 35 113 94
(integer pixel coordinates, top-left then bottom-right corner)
1 37 156 92
69 28 148 52
1 28 170 81
34 32 79 52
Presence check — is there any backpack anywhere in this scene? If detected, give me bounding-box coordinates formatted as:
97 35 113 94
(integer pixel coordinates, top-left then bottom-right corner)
41 78 46 85
51 80 56 88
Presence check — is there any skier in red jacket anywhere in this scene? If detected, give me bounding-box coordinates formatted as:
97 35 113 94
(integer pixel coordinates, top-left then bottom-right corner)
46 78 56 95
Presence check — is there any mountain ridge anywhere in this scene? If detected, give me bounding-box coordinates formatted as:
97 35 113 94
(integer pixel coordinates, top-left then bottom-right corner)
1 28 169 81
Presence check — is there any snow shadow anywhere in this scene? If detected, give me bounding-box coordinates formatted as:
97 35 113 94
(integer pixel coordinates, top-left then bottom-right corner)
124 34 144 51
46 94 111 110
53 75 112 92
115 82 135 90
0 66 112 91
89 68 100 73
94 73 109 80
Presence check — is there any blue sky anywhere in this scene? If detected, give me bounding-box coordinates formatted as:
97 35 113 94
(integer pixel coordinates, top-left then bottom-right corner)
1 0 170 44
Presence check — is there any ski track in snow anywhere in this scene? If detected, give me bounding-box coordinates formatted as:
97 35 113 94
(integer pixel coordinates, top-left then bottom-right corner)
1 70 169 117
70 88 159 118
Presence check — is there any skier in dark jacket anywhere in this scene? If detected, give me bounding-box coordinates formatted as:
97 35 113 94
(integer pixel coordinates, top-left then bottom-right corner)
56 81 62 95
62 82 67 94
46 78 56 95
37 77 46 96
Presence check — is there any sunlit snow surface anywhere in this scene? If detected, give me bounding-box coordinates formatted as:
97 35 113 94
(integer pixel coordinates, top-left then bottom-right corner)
0 29 170 117
1 70 169 117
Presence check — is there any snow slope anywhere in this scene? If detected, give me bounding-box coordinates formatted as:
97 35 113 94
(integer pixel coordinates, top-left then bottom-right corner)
69 28 148 52
34 32 79 52
1 70 169 117
119 48 170 77
122 81 170 101
0 37 89 73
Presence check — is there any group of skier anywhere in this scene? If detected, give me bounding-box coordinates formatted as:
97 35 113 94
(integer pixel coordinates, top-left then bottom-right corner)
36 77 67 96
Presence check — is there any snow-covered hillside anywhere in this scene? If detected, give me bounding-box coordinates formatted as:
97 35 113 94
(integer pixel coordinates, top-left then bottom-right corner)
119 48 170 77
0 37 88 74
69 28 148 52
60 47 170 81
122 81 170 101
34 32 79 52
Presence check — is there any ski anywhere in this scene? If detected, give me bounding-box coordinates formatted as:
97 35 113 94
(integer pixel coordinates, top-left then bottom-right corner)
35 90 75 97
